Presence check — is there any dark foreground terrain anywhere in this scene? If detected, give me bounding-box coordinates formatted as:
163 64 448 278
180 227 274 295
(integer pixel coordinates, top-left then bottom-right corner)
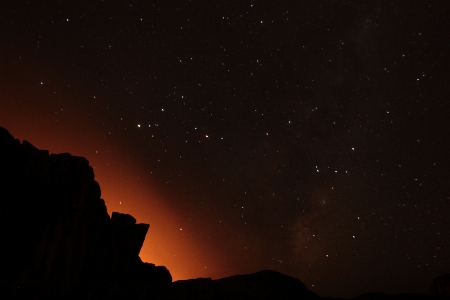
0 125 448 299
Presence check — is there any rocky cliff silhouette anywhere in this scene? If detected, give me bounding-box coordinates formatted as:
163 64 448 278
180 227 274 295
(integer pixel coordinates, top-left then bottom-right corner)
0 126 171 299
0 126 448 300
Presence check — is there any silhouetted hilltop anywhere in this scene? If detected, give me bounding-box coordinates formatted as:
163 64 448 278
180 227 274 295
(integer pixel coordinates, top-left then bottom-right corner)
165 270 319 300
0 126 447 299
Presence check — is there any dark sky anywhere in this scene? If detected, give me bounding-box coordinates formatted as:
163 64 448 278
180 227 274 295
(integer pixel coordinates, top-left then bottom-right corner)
1 1 449 297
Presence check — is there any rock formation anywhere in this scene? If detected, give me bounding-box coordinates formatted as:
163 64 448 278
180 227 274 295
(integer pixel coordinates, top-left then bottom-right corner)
0 126 171 299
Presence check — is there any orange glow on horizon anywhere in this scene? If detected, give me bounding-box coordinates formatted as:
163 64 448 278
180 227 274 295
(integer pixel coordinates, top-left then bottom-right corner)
0 115 230 281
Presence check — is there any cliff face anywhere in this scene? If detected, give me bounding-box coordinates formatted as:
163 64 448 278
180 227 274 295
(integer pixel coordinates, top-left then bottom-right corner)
0 126 171 299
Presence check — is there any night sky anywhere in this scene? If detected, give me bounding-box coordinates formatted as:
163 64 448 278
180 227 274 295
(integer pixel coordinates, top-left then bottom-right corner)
1 1 449 297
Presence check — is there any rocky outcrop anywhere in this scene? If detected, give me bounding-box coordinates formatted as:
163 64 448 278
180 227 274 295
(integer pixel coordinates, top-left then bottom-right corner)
0 126 171 299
